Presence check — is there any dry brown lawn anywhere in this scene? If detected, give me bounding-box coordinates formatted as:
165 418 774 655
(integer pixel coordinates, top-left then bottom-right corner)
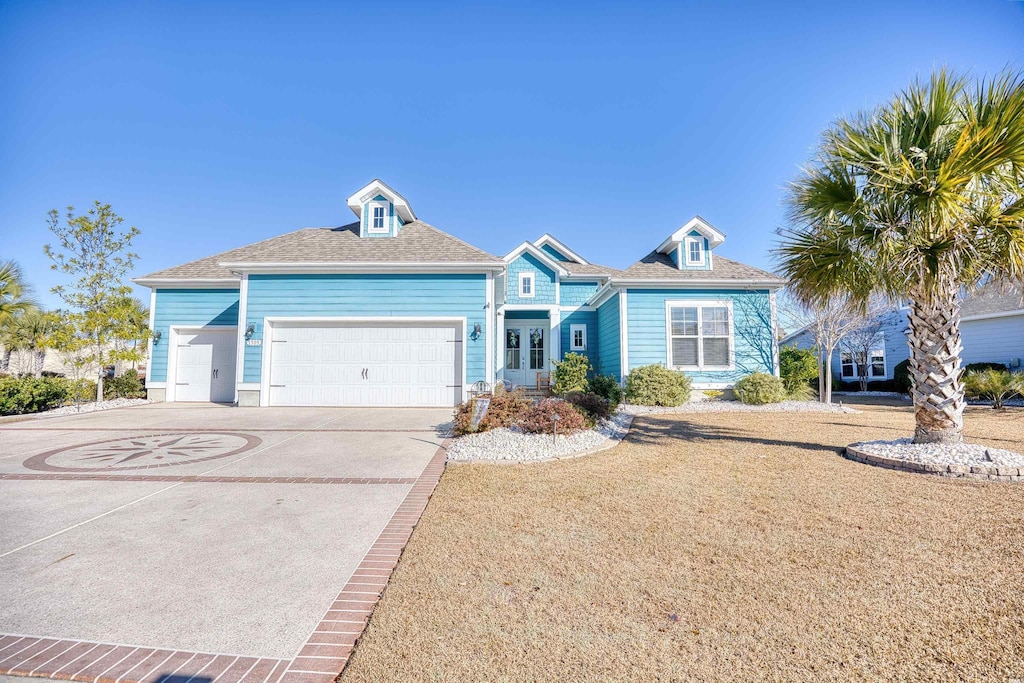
342 401 1024 682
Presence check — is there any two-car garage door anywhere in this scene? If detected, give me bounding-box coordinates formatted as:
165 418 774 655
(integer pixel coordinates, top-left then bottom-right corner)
267 322 462 407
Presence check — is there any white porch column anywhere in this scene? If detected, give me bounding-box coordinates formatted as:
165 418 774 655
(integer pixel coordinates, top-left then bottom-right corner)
549 308 561 368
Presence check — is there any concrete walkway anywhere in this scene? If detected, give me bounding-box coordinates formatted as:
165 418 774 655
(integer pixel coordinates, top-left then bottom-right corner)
0 403 452 683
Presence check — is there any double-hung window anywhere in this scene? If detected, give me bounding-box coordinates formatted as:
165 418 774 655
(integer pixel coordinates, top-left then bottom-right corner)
685 237 704 266
840 343 887 379
368 202 388 233
570 324 587 351
667 301 732 370
518 271 535 298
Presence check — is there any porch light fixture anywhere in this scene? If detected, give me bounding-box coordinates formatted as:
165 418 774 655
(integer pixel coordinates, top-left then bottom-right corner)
245 323 256 340
152 330 162 345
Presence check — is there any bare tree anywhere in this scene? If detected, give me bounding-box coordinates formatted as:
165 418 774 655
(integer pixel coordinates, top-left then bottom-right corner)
732 294 777 375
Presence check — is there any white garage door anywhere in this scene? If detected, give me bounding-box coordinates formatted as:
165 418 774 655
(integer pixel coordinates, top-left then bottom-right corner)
173 328 237 403
267 323 462 407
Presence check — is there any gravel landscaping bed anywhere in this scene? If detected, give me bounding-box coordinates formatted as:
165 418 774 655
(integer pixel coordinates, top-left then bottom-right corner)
4 397 151 421
850 437 1024 468
447 411 633 462
622 400 857 415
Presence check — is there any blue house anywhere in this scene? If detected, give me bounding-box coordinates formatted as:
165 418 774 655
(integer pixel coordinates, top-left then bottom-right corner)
134 180 785 407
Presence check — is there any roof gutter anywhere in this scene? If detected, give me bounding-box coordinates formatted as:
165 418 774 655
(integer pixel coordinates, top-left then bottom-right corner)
132 277 241 289
216 261 507 274
609 278 787 290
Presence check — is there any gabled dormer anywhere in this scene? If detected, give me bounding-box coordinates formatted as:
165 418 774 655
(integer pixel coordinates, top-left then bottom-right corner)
346 179 417 238
656 216 725 271
532 234 590 264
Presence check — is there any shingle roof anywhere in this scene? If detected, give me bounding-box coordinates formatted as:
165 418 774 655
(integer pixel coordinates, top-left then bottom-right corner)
137 221 502 280
962 286 1024 318
619 250 786 283
561 261 622 277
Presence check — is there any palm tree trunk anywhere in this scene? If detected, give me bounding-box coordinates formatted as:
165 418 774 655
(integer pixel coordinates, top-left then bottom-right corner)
0 349 9 374
907 287 964 444
33 350 44 377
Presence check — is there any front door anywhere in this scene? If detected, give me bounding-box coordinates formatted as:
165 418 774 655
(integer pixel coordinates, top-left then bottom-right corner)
504 320 547 387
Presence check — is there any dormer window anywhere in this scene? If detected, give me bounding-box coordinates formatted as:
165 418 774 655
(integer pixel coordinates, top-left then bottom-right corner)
519 271 535 298
368 202 388 234
685 237 704 265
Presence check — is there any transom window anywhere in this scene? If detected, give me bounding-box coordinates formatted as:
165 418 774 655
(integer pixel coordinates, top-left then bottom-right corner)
368 203 388 233
570 324 587 351
667 301 732 369
685 237 704 265
518 271 535 298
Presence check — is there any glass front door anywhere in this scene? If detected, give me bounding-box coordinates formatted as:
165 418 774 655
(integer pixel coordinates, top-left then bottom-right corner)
504 320 546 387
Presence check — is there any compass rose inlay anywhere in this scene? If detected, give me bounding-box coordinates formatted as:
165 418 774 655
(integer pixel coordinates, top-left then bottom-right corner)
24 432 261 472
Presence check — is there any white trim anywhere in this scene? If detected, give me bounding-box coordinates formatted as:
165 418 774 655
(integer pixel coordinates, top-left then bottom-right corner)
216 262 505 274
145 290 157 388
550 309 560 366
664 300 735 371
499 304 559 312
237 382 260 390
655 216 726 254
147 381 167 389
587 282 618 308
233 274 249 404
619 290 629 380
560 305 596 312
258 316 468 408
610 278 786 289
367 201 390 234
501 242 570 276
840 335 889 381
346 179 417 223
684 236 704 266
133 278 240 288
518 271 536 298
570 324 587 351
554 274 560 306
961 309 1024 322
531 234 590 265
166 325 238 403
485 271 494 383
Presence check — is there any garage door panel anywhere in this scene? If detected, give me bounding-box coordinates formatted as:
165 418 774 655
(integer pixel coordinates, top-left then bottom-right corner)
268 323 462 407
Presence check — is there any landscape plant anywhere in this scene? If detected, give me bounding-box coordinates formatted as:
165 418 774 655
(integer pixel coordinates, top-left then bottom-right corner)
624 364 691 406
893 359 912 394
103 369 147 400
779 345 818 398
452 389 531 436
0 260 37 374
519 398 590 434
963 368 1022 409
0 376 70 416
734 372 788 405
587 374 623 408
777 69 1024 443
565 391 613 421
552 352 591 395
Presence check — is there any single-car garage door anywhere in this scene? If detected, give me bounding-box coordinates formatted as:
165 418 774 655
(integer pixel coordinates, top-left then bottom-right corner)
172 328 237 403
267 322 462 407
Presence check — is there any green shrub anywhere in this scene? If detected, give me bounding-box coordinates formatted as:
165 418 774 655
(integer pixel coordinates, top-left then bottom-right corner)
587 374 623 408
964 361 1008 373
519 398 591 434
552 352 591 395
893 359 912 394
453 389 532 436
963 368 1022 409
734 372 787 405
0 376 71 416
624 364 691 406
103 370 146 400
779 345 818 397
68 379 98 405
565 392 613 421
702 389 725 401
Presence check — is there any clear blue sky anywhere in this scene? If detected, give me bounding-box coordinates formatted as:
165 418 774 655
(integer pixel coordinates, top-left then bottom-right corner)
2 1 1022 309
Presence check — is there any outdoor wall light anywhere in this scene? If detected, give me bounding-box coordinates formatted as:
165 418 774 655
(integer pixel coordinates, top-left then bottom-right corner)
152 330 162 345
473 323 482 336
245 323 256 340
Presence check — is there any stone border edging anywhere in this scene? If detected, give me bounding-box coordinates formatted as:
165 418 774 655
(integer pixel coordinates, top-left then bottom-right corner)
844 445 1024 482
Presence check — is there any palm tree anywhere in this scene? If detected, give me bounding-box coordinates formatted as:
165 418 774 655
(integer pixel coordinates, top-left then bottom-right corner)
777 69 1024 444
13 309 57 377
0 260 36 374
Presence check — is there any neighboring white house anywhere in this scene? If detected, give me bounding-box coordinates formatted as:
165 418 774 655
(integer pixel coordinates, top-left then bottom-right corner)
782 286 1024 388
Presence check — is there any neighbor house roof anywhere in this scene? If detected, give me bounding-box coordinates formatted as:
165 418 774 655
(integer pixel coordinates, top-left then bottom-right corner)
961 286 1024 319
135 221 503 282
617 250 786 284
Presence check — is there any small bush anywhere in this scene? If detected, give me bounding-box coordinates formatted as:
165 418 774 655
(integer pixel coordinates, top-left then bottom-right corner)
587 374 623 408
963 368 1022 409
964 361 1008 374
624 364 691 407
103 370 146 400
780 346 818 396
893 359 911 394
519 398 591 434
734 372 787 405
565 392 613 421
552 352 591 395
0 376 71 416
702 389 725 401
453 389 531 435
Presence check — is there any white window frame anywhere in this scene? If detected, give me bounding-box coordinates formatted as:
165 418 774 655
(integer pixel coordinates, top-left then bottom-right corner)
665 300 734 371
684 237 704 265
840 336 887 380
368 202 389 234
570 324 587 351
518 271 535 299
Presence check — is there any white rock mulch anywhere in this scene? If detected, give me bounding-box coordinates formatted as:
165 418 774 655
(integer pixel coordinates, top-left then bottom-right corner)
447 411 633 462
833 391 907 398
852 438 1024 468
20 398 150 419
621 400 857 415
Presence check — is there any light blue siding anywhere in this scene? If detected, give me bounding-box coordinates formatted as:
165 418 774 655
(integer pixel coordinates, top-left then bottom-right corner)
559 309 598 365
540 243 572 262
243 274 488 384
596 294 621 380
786 310 911 384
626 288 774 385
559 281 600 306
150 288 240 382
506 253 556 304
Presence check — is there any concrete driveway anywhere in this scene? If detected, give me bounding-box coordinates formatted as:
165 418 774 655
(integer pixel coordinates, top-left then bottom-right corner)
0 403 451 683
